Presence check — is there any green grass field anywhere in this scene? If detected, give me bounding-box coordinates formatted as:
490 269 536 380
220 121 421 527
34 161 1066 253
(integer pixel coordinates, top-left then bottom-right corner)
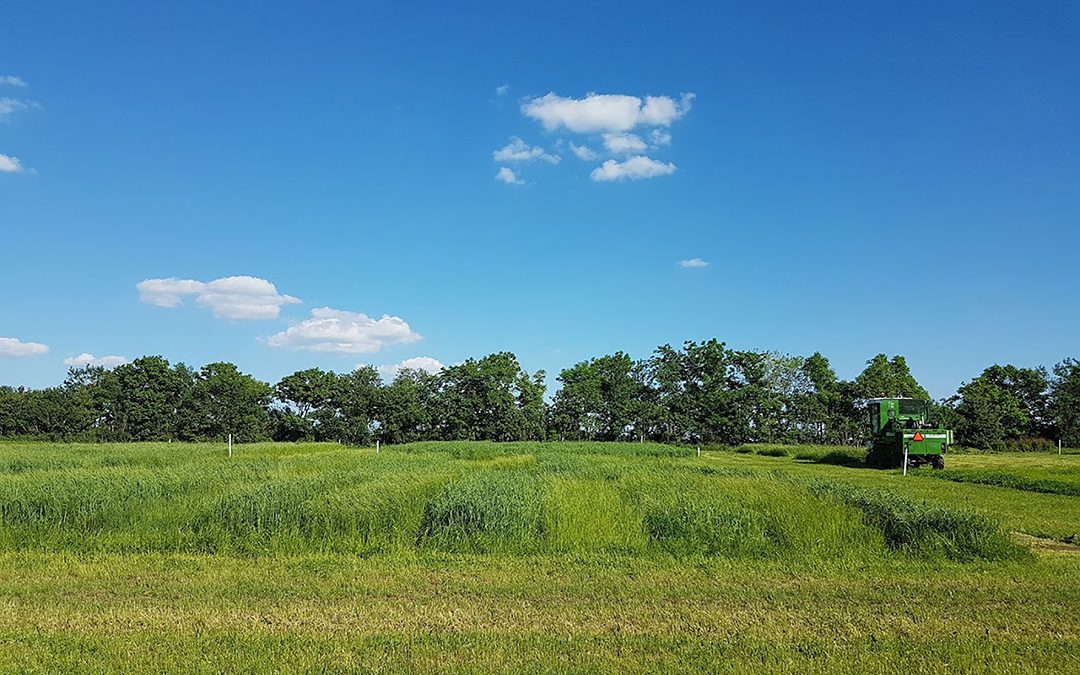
0 440 1078 672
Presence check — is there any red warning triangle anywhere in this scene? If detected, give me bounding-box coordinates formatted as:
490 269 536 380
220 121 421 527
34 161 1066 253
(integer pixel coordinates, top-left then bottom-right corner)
913 431 924 442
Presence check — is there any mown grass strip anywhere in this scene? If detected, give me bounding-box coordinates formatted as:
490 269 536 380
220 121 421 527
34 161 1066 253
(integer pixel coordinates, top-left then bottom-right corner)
918 469 1080 497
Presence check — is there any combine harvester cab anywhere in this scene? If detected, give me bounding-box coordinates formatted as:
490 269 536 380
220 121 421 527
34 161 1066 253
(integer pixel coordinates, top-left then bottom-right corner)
865 398 952 469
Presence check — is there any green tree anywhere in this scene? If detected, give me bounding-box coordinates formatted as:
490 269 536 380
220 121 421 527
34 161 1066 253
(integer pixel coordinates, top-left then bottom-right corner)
853 354 931 400
332 367 383 446
728 350 810 444
0 386 16 436
953 377 1027 449
949 364 1051 448
796 352 840 443
377 368 439 444
551 352 639 441
0 387 84 439
63 365 123 440
111 356 192 441
1051 359 1080 447
517 368 547 441
436 352 545 441
976 365 1051 438
273 368 340 441
188 362 272 442
642 340 737 444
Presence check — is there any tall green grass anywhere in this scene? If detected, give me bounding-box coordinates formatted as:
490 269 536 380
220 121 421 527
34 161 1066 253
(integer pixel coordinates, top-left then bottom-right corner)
418 469 544 553
624 474 881 559
0 440 1028 561
800 480 1025 561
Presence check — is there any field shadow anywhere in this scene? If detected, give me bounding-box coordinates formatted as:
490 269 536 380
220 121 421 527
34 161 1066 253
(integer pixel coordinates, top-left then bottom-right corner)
793 450 867 469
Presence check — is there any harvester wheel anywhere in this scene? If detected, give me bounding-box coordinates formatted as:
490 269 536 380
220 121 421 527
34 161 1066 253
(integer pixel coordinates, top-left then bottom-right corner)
932 455 944 470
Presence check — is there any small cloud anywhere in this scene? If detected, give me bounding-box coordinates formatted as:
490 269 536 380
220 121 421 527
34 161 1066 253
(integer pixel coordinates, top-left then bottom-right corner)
495 166 524 185
569 142 597 161
0 76 26 87
374 356 445 380
267 307 421 354
495 84 510 96
137 278 205 307
0 153 22 173
591 156 676 182
0 97 29 120
137 275 301 320
64 353 128 369
640 93 695 126
493 137 560 164
650 129 672 146
522 91 695 133
0 336 49 357
602 132 647 154
678 258 709 268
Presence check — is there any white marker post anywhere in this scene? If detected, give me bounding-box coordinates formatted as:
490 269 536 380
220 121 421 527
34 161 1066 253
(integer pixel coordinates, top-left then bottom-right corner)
376 440 380 454
902 444 909 476
228 434 233 458
697 445 701 458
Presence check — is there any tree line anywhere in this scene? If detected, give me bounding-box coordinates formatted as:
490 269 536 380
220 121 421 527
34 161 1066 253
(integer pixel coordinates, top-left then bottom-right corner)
1 340 1077 449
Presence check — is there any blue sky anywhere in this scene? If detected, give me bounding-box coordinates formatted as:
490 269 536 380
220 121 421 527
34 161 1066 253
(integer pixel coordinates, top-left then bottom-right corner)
1 1 1078 398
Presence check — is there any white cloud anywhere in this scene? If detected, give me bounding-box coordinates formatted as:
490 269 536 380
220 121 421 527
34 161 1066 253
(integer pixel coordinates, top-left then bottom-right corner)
0 154 22 173
650 129 672 146
493 137 560 164
375 356 444 380
137 278 205 307
64 353 128 369
0 97 28 120
0 76 26 87
495 167 524 185
678 258 710 268
569 142 598 161
195 277 301 320
641 93 695 125
0 337 49 357
495 84 510 96
591 156 676 182
602 133 647 154
137 275 301 320
521 91 695 133
522 93 640 133
267 307 421 354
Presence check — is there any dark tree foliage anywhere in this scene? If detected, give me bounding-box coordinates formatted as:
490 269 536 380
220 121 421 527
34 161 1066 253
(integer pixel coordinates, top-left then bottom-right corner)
273 368 339 441
333 367 383 446
378 369 439 444
948 364 1051 449
551 352 640 441
1051 359 1080 447
112 356 191 441
185 362 273 442
2 345 1075 449
435 352 545 442
853 354 931 400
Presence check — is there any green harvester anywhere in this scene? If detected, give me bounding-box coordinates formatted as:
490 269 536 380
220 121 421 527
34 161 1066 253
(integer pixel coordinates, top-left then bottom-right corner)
865 398 952 469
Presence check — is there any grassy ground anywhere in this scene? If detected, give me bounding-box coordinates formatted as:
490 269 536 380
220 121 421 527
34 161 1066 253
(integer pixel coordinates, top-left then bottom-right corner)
0 440 1078 672
727 444 1080 543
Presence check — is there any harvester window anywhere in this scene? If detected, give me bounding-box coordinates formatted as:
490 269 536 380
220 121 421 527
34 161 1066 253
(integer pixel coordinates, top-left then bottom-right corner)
899 400 925 416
